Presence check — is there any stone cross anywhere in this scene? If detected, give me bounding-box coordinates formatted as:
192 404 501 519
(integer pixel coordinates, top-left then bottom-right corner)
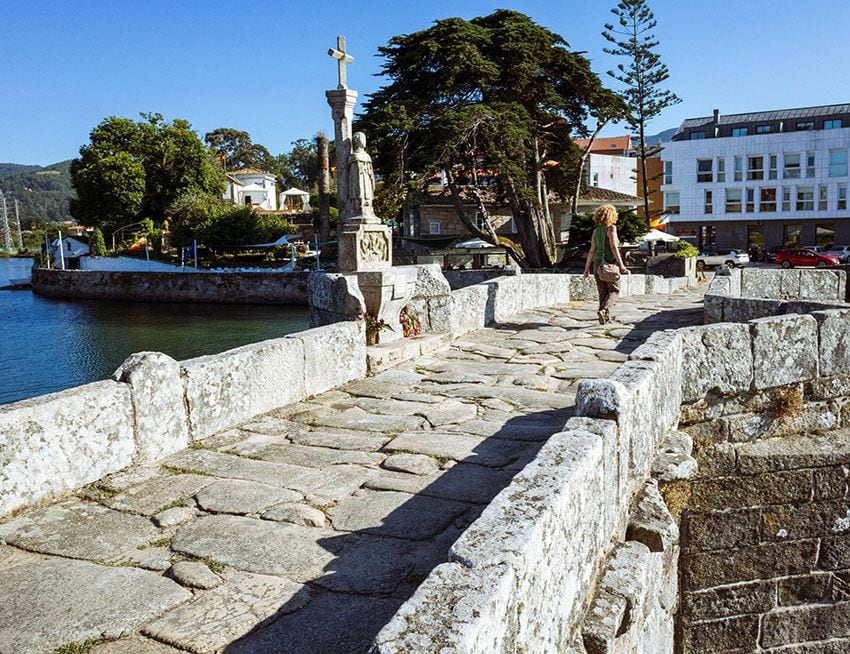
328 36 354 90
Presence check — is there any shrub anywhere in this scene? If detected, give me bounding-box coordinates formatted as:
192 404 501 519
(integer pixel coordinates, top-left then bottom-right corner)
673 240 699 259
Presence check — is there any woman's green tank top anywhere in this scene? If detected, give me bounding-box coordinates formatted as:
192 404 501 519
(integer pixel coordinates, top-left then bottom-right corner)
594 225 614 262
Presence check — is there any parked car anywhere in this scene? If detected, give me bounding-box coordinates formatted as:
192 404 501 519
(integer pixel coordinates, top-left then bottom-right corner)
801 245 824 253
826 245 850 263
774 248 840 268
695 248 750 270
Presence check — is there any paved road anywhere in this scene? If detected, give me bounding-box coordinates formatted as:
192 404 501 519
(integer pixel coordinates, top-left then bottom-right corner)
0 287 705 654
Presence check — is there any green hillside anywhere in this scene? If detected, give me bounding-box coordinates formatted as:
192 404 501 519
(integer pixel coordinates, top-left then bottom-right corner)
0 160 75 225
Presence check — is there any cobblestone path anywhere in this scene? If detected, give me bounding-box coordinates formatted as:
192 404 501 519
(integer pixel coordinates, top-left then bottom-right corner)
0 288 705 654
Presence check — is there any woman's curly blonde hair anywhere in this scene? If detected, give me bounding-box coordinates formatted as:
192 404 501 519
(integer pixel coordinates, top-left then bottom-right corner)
593 204 619 225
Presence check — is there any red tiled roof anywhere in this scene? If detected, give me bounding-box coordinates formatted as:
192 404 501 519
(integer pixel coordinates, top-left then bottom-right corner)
573 136 633 153
579 187 641 202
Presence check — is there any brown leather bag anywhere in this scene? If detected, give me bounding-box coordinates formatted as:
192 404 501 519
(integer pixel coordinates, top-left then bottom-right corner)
597 262 621 283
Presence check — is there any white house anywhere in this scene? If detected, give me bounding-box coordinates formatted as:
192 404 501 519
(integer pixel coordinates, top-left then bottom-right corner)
51 236 89 269
224 168 278 211
661 104 850 251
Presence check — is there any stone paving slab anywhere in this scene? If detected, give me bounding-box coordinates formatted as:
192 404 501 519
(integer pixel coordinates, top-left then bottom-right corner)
0 557 191 654
0 286 706 653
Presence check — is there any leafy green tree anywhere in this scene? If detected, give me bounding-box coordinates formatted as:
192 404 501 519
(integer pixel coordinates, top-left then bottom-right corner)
359 10 623 268
91 227 107 256
278 139 319 190
204 127 279 175
567 208 647 251
70 114 225 232
602 0 681 222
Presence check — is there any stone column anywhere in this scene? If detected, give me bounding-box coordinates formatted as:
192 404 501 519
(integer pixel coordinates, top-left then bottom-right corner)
325 89 358 226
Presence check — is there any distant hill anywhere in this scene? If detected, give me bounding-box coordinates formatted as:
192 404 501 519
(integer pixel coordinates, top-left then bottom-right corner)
0 160 75 225
645 128 677 146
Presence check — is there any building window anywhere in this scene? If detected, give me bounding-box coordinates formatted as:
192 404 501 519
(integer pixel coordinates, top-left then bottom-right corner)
716 158 725 182
690 131 706 140
429 220 441 235
704 189 713 214
829 150 848 176
839 183 847 210
759 187 777 212
783 153 800 179
592 172 599 187
697 159 712 183
782 187 792 212
725 188 742 213
816 222 835 248
825 119 842 129
784 224 802 247
663 161 672 184
756 124 773 134
797 186 814 211
664 191 680 214
747 156 764 180
796 121 815 131
768 155 778 180
734 156 743 181
806 151 816 177
819 184 828 211
475 212 485 229
745 188 755 212
731 127 748 137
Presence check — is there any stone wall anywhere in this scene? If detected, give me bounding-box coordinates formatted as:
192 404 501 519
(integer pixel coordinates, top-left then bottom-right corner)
32 268 310 305
0 321 364 518
704 267 848 323
373 316 694 653
673 312 850 652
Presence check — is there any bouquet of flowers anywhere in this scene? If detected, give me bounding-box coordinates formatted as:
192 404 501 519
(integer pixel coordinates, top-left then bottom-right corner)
399 305 421 338
364 311 390 343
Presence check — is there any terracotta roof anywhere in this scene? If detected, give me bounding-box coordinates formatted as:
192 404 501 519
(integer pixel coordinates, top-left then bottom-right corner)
573 136 633 153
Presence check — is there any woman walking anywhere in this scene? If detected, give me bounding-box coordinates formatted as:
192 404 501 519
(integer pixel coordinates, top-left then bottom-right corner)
583 204 629 325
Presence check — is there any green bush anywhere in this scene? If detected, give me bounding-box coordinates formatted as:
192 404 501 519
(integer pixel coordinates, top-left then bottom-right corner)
673 240 699 259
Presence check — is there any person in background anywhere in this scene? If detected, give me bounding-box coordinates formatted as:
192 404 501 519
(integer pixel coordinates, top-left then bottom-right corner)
583 204 629 325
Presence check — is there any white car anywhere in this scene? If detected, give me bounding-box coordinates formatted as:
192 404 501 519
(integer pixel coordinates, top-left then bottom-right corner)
696 248 750 270
826 245 850 263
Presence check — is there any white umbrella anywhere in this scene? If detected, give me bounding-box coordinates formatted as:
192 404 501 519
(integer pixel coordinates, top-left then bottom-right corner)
641 229 680 243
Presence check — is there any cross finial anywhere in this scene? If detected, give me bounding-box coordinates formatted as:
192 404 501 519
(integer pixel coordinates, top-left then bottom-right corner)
328 35 354 90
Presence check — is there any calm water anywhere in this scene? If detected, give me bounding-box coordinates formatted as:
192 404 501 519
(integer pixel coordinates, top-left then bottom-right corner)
0 259 310 405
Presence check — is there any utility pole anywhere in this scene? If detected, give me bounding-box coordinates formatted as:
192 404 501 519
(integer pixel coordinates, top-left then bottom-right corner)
0 190 12 251
13 199 22 249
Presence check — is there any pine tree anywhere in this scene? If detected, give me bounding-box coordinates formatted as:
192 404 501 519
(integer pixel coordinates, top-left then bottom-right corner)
602 0 680 223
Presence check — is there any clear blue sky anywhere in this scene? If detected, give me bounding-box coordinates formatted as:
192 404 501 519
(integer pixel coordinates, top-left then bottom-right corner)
4 0 850 166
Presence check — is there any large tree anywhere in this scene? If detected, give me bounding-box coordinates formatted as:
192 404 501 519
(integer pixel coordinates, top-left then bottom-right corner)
204 127 277 174
71 113 224 231
602 0 680 223
359 10 623 268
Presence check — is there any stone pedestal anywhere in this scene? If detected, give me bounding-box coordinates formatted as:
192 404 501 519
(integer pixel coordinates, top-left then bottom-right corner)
339 223 392 273
358 266 417 343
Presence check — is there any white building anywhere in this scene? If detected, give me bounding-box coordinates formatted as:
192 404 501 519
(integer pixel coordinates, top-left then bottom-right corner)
224 168 278 211
575 136 638 198
661 104 850 251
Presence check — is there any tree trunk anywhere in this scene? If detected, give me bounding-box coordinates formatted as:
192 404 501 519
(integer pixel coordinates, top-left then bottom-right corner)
639 123 651 224
571 120 608 215
504 174 557 269
317 133 331 243
444 169 526 267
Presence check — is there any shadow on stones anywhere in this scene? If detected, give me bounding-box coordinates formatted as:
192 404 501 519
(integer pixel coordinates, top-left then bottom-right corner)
221 407 567 654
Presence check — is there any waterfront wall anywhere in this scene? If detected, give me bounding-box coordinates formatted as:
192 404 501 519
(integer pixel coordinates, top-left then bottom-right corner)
32 268 310 305
0 321 365 517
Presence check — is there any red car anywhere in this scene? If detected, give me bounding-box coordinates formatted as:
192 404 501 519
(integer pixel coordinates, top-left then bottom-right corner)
775 248 840 268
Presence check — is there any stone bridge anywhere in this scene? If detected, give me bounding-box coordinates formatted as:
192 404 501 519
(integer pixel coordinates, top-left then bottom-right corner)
4 266 850 653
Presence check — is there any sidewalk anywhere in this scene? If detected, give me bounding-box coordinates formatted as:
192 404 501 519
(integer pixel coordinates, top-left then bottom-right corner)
0 287 705 654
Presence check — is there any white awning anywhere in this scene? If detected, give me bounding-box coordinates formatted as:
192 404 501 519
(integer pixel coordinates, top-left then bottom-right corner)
641 229 680 243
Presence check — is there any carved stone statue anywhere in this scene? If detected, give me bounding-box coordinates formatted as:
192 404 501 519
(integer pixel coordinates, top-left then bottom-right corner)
348 131 375 218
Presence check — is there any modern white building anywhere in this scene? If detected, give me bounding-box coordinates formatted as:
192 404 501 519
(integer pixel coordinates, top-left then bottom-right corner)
584 153 637 198
661 104 850 251
224 168 278 211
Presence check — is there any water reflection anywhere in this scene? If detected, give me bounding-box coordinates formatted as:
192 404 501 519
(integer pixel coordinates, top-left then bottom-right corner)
0 259 310 405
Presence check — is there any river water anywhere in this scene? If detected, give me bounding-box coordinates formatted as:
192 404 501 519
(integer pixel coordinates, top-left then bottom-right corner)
0 259 311 405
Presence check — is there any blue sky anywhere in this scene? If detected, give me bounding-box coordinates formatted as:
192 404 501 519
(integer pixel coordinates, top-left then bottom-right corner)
4 1 850 166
